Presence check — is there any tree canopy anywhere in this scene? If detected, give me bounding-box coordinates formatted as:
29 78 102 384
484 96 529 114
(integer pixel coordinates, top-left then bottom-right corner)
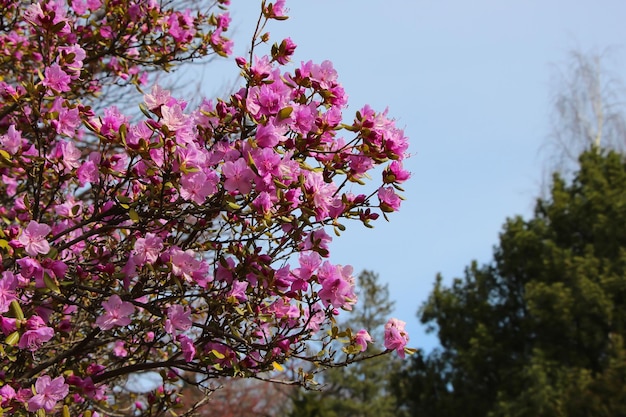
394 149 626 417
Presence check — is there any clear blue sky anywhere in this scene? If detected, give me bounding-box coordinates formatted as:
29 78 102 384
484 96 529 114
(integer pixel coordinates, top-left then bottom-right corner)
201 1 626 352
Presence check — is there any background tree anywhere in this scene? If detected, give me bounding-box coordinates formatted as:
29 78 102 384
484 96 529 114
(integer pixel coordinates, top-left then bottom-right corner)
393 148 626 417
287 270 403 417
544 50 626 178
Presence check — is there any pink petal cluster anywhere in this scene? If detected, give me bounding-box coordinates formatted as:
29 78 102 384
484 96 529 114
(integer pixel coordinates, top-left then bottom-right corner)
27 375 69 412
165 304 192 335
0 272 17 314
95 295 135 330
0 0 412 412
18 221 52 257
18 316 55 351
384 318 410 358
354 329 372 352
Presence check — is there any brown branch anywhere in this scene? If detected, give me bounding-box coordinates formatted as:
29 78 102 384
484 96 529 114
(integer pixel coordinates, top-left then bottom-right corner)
22 328 102 380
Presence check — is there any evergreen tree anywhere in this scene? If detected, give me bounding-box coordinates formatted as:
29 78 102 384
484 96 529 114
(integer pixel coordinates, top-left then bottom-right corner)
288 271 401 417
393 149 626 417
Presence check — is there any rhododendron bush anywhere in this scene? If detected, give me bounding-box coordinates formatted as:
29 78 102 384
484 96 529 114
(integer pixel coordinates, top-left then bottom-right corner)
0 0 411 415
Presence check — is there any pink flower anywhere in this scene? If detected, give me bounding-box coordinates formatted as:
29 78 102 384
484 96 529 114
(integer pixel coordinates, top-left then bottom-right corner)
273 37 297 65
265 0 287 18
42 64 71 93
274 265 294 291
55 106 81 137
353 329 372 352
0 384 16 407
2 174 16 196
301 229 332 254
253 191 273 214
133 233 163 265
23 3 45 25
304 171 341 220
24 2 69 32
255 122 286 148
249 55 272 80
252 147 281 178
0 125 23 154
165 304 192 335
169 247 201 281
95 295 135 330
178 334 196 361
17 257 44 285
176 143 207 171
222 158 255 194
18 316 54 351
180 171 218 204
309 60 339 90
228 280 248 302
113 340 128 357
0 317 17 335
318 275 353 309
317 262 356 310
1 174 16 196
86 0 102 11
378 186 402 212
384 318 409 358
290 103 315 134
18 221 52 257
0 272 17 314
161 103 188 131
292 251 321 291
99 106 126 136
348 155 374 178
27 375 69 412
59 141 81 172
77 160 99 185
55 197 82 219
246 82 289 118
383 160 411 184
70 0 88 17
168 11 195 42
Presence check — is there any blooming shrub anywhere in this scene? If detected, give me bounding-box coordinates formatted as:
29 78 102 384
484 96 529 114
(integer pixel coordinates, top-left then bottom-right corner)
0 0 411 415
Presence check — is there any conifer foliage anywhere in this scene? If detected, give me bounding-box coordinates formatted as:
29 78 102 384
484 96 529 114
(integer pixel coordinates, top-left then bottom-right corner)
394 149 626 417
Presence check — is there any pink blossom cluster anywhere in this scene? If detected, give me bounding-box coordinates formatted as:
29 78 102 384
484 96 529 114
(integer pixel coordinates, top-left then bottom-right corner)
0 0 411 415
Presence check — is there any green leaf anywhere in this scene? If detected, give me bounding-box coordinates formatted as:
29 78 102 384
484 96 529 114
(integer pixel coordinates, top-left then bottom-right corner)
43 274 61 294
10 300 23 321
139 102 153 118
119 123 127 142
47 246 58 259
226 201 241 210
211 349 225 359
278 106 293 120
4 331 19 346
404 347 417 355
247 152 259 176
129 209 139 222
51 21 67 33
